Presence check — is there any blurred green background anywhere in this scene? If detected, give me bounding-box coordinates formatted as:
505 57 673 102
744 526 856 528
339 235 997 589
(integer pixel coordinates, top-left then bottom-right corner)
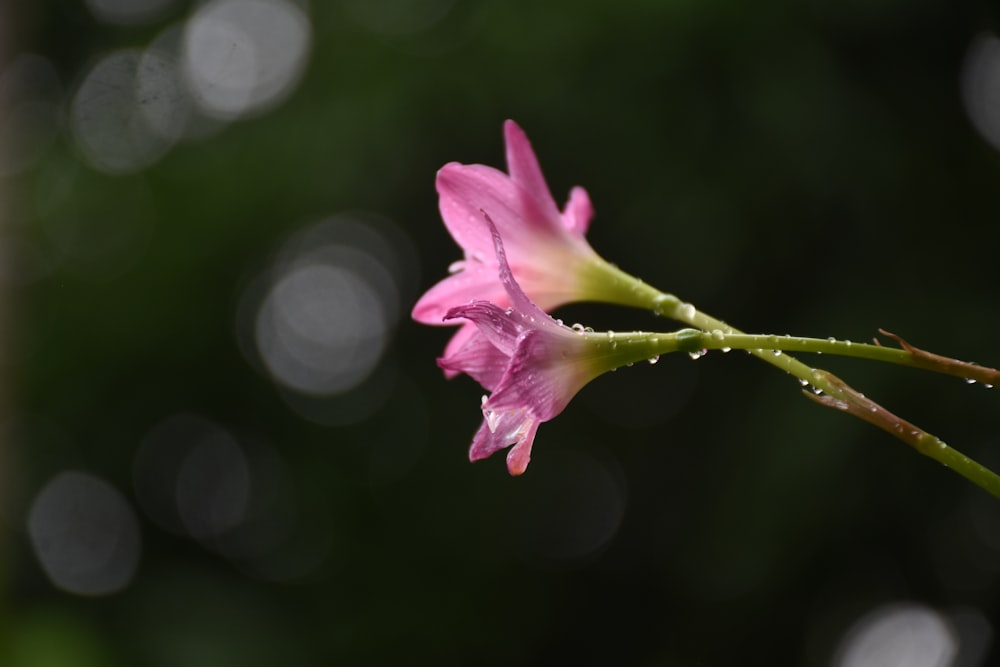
3 0 1000 665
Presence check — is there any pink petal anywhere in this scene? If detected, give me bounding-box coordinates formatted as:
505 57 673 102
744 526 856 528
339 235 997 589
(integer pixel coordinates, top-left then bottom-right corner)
505 424 538 476
435 163 503 263
484 215 557 331
440 324 482 379
468 411 519 461
563 186 593 235
468 408 539 476
503 120 561 224
437 163 563 255
483 330 580 422
436 333 509 391
443 300 520 357
410 264 507 325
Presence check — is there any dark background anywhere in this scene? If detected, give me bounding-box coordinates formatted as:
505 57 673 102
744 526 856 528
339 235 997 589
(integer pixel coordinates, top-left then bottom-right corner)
3 1 1000 664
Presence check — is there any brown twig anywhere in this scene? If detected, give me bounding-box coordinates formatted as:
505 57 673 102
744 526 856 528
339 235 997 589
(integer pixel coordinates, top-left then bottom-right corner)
877 329 998 387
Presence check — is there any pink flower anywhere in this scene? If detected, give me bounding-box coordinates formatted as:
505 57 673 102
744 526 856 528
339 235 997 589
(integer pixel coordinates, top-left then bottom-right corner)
413 120 630 369
440 216 628 475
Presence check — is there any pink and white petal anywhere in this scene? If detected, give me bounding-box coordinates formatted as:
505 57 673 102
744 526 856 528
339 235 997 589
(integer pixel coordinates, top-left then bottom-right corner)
439 324 480 379
505 420 539 476
503 120 561 224
411 267 507 325
484 330 586 422
562 186 594 235
469 409 530 462
485 217 559 330
438 163 562 251
444 300 520 357
468 420 503 463
436 163 506 262
437 333 509 391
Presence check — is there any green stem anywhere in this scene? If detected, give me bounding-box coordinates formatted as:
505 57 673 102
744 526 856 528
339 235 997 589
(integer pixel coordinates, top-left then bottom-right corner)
586 263 1000 498
667 330 998 386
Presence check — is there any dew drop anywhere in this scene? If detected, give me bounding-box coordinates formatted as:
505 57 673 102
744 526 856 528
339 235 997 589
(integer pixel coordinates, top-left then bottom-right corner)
965 378 977 385
827 337 836 343
812 386 823 395
505 307 514 316
688 350 706 360
679 303 696 320
653 294 669 316
571 323 585 333
721 347 731 353
772 350 782 356
648 356 660 365
846 340 852 347
985 383 994 389
711 329 725 341
607 331 616 341
798 378 809 387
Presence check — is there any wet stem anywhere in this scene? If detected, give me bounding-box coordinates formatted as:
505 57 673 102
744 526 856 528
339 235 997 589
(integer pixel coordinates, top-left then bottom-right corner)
626 285 1000 499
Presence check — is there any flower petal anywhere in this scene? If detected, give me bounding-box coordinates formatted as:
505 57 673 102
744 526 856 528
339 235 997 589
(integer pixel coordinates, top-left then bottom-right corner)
410 263 507 325
563 186 593 235
443 300 520 357
469 407 538 476
484 329 584 422
437 163 563 255
484 214 559 332
437 333 509 391
439 324 481 379
505 422 539 476
503 120 562 224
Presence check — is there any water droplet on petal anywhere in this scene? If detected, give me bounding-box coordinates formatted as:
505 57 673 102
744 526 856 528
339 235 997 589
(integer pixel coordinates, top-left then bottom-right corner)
571 323 585 333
